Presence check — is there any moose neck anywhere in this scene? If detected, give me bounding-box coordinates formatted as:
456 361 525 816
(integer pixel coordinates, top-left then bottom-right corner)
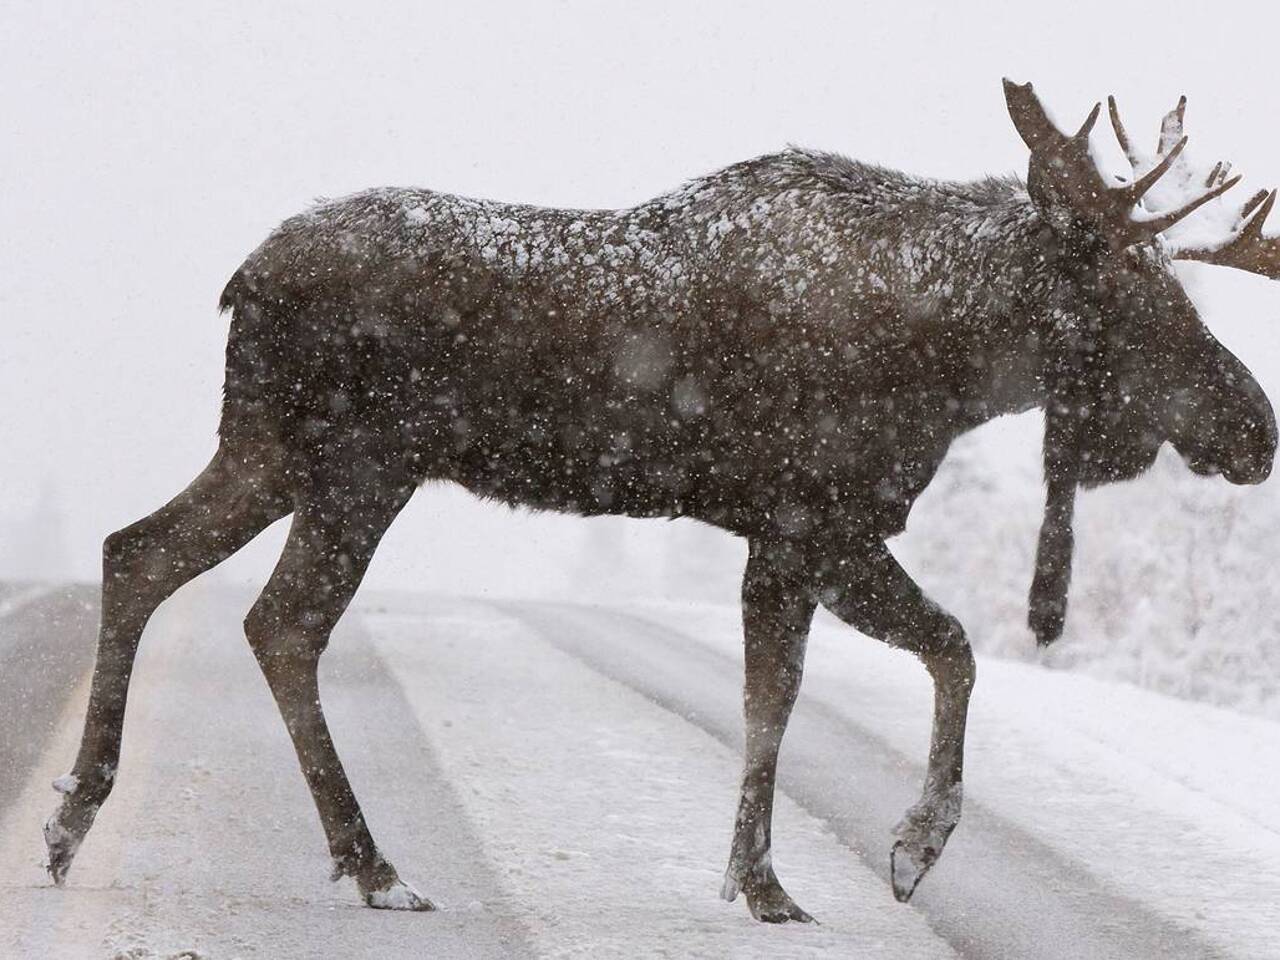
809 173 1057 428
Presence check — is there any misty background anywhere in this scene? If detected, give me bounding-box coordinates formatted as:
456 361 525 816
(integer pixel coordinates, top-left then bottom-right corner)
3 1 1278 712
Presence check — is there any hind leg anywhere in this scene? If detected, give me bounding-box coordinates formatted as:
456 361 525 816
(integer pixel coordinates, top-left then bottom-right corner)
243 469 428 910
46 443 290 883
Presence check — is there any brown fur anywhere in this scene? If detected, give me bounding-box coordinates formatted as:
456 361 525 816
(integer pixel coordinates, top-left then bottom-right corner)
45 88 1274 918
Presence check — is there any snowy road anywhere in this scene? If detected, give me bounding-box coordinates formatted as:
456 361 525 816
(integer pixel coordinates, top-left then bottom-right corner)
1 584 1278 959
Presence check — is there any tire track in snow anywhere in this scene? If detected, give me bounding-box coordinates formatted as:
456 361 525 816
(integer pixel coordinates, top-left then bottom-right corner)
0 585 98 818
650 601 1280 955
0 586 534 960
498 599 1225 960
0 583 59 618
366 597 958 960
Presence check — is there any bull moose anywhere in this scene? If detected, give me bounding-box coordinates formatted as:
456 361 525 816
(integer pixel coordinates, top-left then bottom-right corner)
45 79 1276 920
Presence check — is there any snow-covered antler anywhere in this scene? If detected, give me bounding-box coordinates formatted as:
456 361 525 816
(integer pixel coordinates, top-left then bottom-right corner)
1176 188 1280 279
1109 94 1280 279
1003 79 1241 250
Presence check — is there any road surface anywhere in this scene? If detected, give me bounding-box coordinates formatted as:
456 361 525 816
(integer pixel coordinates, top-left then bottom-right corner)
1 582 1277 959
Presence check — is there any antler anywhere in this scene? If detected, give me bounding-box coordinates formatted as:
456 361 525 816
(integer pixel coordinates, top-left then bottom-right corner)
1108 94 1280 280
1004 80 1241 252
1175 190 1280 278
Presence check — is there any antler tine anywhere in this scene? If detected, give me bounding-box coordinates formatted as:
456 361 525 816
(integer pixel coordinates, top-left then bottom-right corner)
1004 78 1069 151
1157 96 1188 156
1205 160 1235 188
1108 95 1140 165
1241 189 1277 239
1074 102 1101 141
1240 187 1268 220
1122 136 1188 205
1140 174 1241 235
1175 188 1280 279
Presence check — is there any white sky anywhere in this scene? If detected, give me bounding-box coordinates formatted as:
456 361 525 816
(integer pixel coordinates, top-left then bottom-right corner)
3 0 1278 595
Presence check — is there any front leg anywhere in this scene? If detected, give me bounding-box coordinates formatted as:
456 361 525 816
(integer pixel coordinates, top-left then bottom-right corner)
818 539 976 902
721 538 817 923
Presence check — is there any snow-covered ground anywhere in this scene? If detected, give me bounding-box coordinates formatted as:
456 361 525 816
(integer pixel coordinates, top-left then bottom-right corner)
2 583 1277 959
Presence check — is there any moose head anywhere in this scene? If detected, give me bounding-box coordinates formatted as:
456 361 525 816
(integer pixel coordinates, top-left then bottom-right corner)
1004 80 1278 645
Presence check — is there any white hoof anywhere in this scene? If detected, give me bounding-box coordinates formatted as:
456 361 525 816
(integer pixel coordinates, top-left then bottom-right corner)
890 840 932 902
364 880 435 912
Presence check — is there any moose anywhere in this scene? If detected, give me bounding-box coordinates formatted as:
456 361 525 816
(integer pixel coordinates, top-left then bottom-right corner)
45 79 1276 921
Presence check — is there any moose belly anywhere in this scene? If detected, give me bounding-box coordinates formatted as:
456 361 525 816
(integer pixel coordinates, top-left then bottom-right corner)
444 408 714 520
436 393 953 540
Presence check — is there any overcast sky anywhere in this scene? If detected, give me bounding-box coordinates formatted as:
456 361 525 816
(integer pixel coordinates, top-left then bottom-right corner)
3 0 1278 596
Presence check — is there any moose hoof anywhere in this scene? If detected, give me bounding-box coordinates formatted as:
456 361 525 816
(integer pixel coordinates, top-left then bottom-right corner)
43 798 98 887
748 883 816 924
721 865 815 924
890 783 962 901
890 839 936 902
44 814 86 887
363 879 435 912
